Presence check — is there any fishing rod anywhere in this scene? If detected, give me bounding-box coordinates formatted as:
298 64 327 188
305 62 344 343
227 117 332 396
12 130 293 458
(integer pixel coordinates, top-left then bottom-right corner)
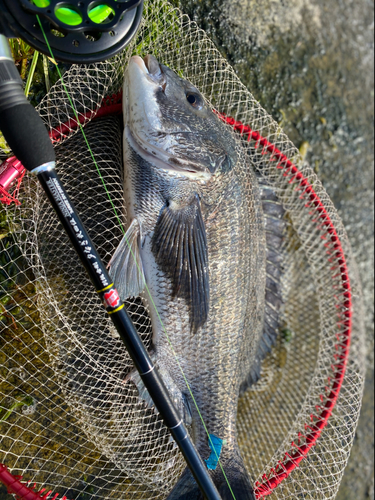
0 2 222 499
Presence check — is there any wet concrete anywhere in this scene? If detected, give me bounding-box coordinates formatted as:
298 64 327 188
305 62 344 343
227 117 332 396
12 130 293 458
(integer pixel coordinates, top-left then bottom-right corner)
170 0 374 498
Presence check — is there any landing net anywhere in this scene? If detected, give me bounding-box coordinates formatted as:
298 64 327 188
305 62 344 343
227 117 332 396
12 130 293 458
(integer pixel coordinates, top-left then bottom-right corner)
0 1 366 499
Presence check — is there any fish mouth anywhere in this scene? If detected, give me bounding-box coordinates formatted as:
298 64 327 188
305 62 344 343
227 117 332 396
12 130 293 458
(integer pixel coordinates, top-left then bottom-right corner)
144 55 167 88
131 55 166 86
125 55 212 181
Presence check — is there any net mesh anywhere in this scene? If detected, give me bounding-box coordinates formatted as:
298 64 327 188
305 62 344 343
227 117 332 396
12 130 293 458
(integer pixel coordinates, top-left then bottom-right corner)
0 1 366 499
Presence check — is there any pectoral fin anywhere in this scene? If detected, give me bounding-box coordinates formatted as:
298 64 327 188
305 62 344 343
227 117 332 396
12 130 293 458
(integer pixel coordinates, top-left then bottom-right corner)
151 194 209 334
108 219 146 300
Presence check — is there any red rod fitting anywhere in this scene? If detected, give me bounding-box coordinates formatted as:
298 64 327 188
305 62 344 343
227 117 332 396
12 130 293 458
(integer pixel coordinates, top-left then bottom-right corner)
0 156 26 206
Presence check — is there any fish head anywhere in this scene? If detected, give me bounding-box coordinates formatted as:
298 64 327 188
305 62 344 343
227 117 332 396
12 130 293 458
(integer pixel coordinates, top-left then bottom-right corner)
124 55 237 181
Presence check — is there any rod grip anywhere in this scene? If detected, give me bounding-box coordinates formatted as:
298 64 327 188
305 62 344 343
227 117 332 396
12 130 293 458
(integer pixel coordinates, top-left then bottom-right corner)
0 59 26 110
0 53 55 172
0 102 55 171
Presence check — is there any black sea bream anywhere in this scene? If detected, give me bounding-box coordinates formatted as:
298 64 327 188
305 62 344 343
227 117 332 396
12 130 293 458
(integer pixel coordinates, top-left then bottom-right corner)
109 54 280 499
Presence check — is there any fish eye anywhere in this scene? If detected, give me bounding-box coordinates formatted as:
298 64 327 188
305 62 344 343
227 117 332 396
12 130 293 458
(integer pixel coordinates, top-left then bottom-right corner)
186 92 203 109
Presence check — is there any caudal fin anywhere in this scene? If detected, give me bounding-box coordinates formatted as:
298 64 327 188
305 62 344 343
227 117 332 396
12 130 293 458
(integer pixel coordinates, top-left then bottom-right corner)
166 454 255 500
216 453 256 500
166 469 202 500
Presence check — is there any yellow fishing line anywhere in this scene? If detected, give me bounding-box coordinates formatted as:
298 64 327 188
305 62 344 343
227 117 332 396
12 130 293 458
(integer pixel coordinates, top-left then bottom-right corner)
36 16 237 499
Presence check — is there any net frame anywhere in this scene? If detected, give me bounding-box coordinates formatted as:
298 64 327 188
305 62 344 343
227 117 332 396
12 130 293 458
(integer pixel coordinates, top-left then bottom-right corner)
0 1 366 499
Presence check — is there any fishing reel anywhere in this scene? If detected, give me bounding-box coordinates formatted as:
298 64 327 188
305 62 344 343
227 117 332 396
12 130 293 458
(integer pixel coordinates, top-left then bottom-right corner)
0 0 144 63
0 0 144 199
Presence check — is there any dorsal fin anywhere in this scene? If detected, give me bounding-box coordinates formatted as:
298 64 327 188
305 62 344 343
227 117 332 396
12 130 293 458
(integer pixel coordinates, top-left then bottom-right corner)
240 182 286 393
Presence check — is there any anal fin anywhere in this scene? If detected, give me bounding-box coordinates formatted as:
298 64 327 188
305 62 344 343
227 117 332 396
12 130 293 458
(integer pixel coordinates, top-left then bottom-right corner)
125 362 192 426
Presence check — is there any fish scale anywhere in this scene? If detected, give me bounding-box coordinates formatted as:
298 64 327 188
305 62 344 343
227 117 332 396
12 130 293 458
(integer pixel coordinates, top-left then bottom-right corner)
109 55 267 499
140 155 263 494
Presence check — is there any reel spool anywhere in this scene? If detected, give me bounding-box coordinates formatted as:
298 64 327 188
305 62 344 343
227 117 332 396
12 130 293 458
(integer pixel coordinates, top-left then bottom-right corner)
0 0 144 63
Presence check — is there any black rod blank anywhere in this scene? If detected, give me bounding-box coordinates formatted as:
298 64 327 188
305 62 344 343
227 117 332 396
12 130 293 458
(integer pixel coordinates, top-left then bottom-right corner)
37 169 221 500
0 35 222 500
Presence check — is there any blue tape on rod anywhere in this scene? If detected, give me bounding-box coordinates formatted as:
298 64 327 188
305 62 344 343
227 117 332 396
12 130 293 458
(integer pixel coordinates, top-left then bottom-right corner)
205 434 224 471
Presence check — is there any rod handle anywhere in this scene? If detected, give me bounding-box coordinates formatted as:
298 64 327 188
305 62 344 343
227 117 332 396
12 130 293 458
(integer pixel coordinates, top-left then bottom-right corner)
0 36 55 171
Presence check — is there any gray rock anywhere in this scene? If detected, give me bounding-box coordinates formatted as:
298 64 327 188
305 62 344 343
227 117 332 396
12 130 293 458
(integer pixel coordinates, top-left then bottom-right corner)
171 0 374 498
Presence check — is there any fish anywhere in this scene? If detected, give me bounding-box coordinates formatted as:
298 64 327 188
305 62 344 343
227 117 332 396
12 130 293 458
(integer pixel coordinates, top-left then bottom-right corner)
108 54 274 500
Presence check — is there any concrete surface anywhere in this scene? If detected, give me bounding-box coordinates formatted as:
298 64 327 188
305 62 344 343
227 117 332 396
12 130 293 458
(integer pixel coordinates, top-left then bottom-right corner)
170 0 374 498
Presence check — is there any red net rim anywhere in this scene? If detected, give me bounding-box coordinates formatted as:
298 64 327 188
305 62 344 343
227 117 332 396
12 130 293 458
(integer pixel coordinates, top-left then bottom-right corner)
218 115 352 498
0 100 352 499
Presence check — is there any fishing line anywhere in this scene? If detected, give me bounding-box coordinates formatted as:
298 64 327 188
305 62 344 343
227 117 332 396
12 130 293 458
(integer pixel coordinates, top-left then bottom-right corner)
36 16 237 499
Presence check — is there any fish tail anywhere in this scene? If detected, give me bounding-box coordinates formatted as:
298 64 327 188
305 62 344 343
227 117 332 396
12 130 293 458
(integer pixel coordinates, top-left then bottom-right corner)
167 452 255 500
216 452 256 500
166 469 203 500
